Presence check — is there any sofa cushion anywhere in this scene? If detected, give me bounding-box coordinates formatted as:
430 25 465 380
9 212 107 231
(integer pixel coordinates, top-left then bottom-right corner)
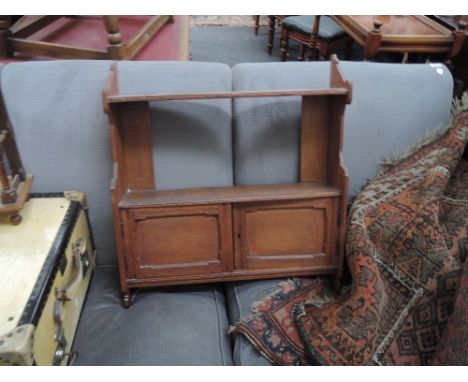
225 278 290 365
232 61 453 196
1 60 233 265
72 266 233 365
283 16 346 42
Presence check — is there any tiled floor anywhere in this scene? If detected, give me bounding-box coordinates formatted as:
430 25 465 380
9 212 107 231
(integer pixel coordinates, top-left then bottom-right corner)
190 16 266 27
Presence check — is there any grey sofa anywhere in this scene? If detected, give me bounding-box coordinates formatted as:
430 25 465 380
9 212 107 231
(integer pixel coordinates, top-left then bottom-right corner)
0 59 453 365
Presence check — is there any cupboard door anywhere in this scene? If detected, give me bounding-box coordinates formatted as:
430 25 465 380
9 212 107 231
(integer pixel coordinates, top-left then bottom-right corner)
124 204 233 279
234 198 338 271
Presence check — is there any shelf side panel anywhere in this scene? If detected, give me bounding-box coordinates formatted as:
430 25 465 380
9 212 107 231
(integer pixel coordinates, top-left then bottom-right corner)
300 95 330 183
119 101 155 190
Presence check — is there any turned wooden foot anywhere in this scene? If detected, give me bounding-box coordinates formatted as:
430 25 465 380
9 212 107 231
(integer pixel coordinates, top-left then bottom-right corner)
9 213 22 225
280 38 288 61
122 291 131 308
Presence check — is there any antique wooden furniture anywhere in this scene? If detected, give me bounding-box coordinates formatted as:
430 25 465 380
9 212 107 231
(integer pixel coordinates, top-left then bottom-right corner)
0 16 173 60
330 15 466 63
266 16 286 55
103 56 352 308
254 16 261 35
0 91 33 225
429 16 468 95
280 16 350 61
0 193 95 365
253 15 287 54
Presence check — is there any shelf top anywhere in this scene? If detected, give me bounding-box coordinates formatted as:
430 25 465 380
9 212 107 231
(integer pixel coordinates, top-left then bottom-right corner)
107 88 350 104
103 55 353 111
119 182 342 208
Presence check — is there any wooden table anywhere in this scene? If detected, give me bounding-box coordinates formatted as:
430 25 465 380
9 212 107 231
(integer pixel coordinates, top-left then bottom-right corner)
330 15 466 62
430 16 468 95
0 16 174 60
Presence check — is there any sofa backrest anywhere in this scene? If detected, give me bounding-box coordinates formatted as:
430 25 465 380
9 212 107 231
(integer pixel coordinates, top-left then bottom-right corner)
1 60 454 266
232 61 453 195
1 60 233 265
2 60 114 265
116 61 233 191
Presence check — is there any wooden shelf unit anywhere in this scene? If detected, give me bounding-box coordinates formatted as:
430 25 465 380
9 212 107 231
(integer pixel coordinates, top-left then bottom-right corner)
103 56 352 307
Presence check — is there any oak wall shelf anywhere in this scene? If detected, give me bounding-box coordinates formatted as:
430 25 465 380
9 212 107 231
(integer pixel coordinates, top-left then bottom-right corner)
103 56 352 308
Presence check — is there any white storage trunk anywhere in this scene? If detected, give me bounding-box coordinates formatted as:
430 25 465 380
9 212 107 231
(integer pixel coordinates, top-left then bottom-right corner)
0 193 95 365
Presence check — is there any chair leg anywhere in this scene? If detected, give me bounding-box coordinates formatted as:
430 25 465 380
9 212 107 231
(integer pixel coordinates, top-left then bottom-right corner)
254 15 260 35
344 40 353 60
267 16 275 55
307 44 318 61
280 28 289 61
316 41 328 61
0 16 12 58
298 44 305 61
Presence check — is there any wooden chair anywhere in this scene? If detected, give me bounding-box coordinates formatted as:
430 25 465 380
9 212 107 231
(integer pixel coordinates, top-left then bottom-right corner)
280 15 350 61
253 16 288 55
267 16 287 55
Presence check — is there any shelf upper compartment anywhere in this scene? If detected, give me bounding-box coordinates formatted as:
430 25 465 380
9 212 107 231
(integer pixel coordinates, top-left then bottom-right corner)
119 182 342 208
102 55 352 111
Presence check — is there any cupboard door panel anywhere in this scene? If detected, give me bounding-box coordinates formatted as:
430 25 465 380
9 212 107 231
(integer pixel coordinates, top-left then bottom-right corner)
234 198 338 271
124 205 233 279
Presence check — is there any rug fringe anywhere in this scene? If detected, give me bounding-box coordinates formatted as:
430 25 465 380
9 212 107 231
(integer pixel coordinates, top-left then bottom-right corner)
451 92 468 118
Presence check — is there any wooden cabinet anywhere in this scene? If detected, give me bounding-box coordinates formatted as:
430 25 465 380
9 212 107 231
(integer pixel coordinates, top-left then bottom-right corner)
124 204 233 280
103 56 352 307
234 197 339 271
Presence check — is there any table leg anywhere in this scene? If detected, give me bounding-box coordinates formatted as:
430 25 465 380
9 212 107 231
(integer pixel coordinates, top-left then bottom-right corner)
254 15 260 35
267 16 276 55
449 20 467 62
280 26 289 61
0 16 13 58
363 19 383 60
103 16 127 60
307 16 321 61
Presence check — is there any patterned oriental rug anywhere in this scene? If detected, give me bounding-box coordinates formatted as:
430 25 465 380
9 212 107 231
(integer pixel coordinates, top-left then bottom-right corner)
231 106 468 366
